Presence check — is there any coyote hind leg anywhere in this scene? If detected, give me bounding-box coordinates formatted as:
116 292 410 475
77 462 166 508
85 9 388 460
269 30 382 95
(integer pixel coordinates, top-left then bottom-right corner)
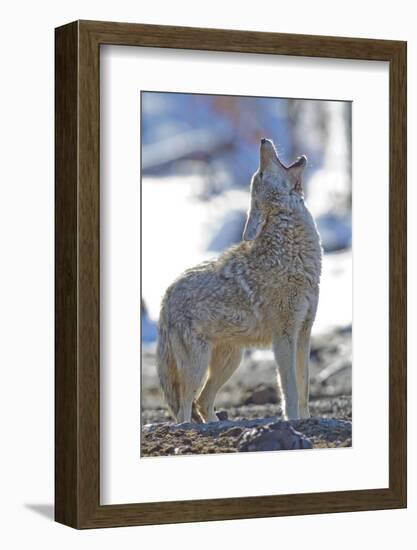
195 344 242 422
173 335 211 424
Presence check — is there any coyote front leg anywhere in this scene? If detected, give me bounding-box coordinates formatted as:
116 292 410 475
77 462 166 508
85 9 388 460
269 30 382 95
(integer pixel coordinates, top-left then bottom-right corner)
273 334 299 420
296 318 313 419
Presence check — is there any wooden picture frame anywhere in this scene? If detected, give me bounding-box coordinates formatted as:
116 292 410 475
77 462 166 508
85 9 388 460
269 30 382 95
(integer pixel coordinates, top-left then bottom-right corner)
55 20 407 528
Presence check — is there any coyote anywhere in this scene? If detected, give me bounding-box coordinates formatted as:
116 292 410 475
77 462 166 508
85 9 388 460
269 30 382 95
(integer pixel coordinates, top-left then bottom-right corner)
157 138 322 423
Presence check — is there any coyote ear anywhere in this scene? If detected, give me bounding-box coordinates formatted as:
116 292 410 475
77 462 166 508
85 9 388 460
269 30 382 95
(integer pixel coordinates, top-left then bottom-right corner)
287 155 307 195
242 207 266 242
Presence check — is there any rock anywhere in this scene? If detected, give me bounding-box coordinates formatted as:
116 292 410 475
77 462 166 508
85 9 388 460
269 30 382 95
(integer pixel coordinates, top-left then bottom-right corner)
216 410 229 421
244 384 278 405
237 422 313 452
141 413 351 456
219 427 244 438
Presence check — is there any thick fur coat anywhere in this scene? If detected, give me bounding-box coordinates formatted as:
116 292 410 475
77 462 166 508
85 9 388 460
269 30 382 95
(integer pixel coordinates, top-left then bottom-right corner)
157 138 322 423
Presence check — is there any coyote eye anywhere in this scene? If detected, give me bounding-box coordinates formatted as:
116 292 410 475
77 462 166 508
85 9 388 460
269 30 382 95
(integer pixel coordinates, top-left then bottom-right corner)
259 171 263 179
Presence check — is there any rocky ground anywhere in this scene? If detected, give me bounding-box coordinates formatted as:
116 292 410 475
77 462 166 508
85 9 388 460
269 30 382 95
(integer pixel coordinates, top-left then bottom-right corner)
141 327 352 457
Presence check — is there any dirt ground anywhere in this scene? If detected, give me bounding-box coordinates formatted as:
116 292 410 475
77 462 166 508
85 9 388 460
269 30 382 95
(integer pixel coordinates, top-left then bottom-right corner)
141 327 352 457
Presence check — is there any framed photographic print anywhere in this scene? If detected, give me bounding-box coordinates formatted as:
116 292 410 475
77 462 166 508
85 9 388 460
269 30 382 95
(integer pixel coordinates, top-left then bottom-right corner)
55 20 407 528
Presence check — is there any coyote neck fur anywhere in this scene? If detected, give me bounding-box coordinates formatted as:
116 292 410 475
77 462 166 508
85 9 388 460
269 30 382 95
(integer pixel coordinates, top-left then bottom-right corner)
220 196 321 289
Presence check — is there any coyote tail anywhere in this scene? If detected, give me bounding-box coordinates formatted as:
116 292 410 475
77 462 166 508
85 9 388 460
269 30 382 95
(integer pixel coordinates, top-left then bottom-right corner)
156 320 180 419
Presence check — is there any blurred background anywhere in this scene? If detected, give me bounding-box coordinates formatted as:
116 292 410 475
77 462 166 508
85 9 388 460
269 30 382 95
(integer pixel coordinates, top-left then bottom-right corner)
141 91 352 424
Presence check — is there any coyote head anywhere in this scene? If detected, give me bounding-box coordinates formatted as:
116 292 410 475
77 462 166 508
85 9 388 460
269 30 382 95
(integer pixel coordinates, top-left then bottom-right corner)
242 138 307 242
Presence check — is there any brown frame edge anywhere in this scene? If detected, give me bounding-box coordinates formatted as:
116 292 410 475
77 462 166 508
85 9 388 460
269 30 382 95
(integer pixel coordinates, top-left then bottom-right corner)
55 20 407 529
